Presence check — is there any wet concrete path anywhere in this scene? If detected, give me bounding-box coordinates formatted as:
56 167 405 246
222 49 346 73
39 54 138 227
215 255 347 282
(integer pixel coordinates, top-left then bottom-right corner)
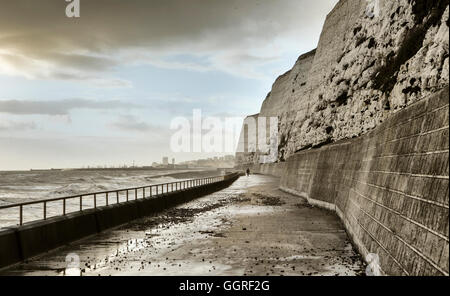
1 175 365 276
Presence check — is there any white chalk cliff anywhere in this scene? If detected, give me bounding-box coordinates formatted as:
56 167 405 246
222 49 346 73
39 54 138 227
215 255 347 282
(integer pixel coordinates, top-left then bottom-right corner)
237 0 449 165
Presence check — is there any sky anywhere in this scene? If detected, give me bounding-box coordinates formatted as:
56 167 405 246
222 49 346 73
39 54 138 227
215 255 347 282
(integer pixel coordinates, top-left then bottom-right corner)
0 0 338 170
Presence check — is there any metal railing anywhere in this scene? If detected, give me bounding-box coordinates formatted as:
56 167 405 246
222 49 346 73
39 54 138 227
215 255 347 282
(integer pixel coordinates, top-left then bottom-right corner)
0 173 236 228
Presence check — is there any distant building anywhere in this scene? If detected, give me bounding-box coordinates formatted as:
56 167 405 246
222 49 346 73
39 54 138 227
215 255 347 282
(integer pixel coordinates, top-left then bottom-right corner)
162 157 169 166
172 158 175 165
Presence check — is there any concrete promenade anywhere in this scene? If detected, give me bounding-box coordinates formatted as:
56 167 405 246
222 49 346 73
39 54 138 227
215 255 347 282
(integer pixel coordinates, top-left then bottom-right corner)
1 175 365 276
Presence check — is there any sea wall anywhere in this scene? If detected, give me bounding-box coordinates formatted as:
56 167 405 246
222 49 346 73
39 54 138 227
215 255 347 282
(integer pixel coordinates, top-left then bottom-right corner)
271 87 448 276
0 173 240 269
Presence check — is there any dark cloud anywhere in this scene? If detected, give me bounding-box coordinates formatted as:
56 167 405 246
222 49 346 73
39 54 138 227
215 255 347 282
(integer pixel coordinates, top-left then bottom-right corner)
0 0 338 81
0 98 138 115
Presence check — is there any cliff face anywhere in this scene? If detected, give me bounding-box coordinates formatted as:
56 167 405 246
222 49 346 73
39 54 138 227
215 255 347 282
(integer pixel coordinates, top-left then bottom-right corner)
236 113 260 165
237 0 449 165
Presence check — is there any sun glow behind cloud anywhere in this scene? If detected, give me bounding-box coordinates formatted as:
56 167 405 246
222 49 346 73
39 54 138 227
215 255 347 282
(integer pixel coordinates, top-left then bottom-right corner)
0 0 339 170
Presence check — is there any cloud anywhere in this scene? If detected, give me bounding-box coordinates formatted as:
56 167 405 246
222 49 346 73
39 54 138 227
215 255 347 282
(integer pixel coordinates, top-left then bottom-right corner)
0 0 338 82
0 120 36 131
0 52 132 87
0 98 138 115
110 115 165 133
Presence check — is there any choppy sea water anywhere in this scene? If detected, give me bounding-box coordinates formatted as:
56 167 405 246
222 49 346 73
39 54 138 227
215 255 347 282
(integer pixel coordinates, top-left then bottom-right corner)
0 168 219 228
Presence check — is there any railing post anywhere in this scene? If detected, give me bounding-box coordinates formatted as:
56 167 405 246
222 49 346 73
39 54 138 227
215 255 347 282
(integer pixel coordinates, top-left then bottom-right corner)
106 192 109 206
94 194 97 209
80 196 82 211
63 199 66 215
135 188 138 200
126 190 129 202
19 205 23 226
143 187 146 198
116 191 119 204
44 201 47 220
150 186 153 197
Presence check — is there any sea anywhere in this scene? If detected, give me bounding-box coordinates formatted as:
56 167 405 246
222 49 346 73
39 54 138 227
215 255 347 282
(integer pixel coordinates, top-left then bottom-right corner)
0 168 221 228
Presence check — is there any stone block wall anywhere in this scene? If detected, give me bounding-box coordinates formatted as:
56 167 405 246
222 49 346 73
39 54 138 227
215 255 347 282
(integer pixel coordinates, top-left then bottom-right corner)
259 87 448 275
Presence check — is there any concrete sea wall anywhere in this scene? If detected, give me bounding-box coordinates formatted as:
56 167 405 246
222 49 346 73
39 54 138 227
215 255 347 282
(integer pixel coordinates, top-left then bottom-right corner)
250 88 449 276
0 173 240 270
